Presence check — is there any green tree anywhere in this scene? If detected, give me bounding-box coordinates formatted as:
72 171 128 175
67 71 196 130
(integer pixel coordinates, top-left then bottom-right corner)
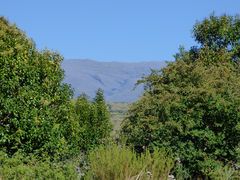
74 89 112 150
193 14 240 52
121 14 240 178
74 94 93 150
93 89 112 141
0 17 74 158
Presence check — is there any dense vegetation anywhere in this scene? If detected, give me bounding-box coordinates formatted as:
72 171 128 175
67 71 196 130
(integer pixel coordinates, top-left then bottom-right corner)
0 17 73 157
0 17 112 179
74 90 112 151
0 151 79 179
85 144 173 180
121 14 240 178
1 14 240 179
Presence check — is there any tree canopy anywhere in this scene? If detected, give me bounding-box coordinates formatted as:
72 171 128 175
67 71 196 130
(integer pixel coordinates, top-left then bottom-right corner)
121 14 240 178
0 17 112 160
0 17 74 157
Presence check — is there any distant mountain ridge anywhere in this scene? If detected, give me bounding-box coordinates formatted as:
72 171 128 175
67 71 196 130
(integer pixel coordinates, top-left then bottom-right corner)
62 59 166 102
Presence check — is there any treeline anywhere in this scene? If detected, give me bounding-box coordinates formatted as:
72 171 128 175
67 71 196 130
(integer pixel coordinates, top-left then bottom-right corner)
1 14 240 179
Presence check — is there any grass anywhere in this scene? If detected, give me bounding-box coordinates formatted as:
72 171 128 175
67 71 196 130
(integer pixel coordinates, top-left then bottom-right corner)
108 102 129 132
85 144 174 180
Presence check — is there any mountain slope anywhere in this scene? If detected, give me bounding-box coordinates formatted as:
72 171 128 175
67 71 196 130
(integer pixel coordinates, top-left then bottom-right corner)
62 59 166 102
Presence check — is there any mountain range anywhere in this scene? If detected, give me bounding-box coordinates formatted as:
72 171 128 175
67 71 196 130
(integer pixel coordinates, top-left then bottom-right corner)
62 59 166 102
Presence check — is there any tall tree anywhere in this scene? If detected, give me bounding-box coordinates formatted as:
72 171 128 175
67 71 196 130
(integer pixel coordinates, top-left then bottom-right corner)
121 14 240 178
93 89 112 142
74 89 112 150
0 17 74 157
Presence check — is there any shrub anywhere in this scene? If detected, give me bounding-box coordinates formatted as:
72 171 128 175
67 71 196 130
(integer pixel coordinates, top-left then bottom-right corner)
209 164 240 180
0 151 79 180
85 144 174 180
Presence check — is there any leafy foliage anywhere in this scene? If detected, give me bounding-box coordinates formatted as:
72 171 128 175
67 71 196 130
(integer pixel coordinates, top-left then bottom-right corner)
0 17 75 158
0 151 79 180
74 89 112 151
121 14 240 177
0 17 113 179
193 14 240 54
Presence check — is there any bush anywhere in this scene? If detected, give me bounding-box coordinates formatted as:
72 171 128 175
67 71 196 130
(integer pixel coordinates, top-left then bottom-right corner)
0 151 79 180
85 144 174 180
209 164 240 180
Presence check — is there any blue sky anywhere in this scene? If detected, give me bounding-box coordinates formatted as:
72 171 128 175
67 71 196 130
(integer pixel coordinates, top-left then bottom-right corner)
1 0 239 62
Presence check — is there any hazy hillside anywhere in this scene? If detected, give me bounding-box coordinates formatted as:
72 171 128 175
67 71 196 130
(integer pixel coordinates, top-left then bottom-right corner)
62 59 166 102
